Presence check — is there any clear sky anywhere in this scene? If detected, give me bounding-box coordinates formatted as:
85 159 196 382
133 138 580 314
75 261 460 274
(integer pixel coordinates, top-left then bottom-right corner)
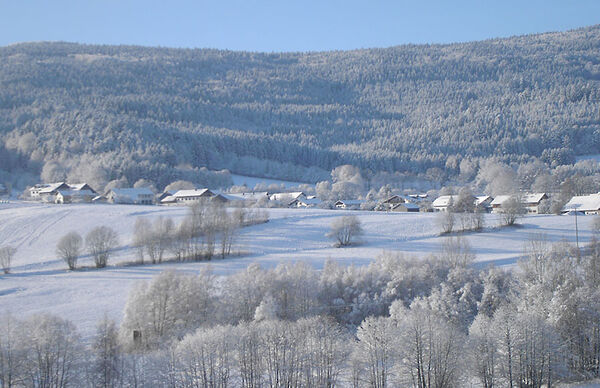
1 0 599 52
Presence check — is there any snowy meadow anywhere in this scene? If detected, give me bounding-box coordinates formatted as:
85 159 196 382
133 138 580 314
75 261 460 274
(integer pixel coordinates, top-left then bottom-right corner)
0 201 594 338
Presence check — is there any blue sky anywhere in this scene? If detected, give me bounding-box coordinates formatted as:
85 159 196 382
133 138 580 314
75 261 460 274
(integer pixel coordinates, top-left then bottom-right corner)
1 1 599 52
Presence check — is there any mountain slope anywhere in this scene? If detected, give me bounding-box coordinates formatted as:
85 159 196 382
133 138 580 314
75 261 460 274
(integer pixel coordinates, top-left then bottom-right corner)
1 25 599 188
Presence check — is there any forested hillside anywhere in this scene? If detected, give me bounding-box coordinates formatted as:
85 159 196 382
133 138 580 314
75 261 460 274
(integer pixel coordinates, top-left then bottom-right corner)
0 25 599 189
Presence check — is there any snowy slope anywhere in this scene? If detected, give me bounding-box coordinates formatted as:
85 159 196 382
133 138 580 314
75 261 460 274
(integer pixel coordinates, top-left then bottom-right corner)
0 201 596 339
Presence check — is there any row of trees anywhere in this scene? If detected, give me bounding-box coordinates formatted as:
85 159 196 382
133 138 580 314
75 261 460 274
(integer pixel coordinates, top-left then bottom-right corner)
53 201 269 271
3 236 599 386
55 227 119 270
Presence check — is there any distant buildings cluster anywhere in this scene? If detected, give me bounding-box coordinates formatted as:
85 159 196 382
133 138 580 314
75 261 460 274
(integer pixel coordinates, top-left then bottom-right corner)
23 181 600 216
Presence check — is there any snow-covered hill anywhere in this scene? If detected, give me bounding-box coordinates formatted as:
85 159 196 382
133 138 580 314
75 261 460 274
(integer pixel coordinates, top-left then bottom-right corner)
0 201 595 338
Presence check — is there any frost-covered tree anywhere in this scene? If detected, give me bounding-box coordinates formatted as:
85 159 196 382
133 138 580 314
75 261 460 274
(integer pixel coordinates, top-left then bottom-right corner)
86 226 119 268
91 317 122 388
175 325 234 388
395 305 466 388
120 270 215 349
56 231 83 270
353 316 396 388
327 215 363 247
501 196 525 226
21 314 83 388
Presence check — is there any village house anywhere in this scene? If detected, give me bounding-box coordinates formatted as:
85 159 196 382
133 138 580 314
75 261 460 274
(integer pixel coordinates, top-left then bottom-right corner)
431 195 457 212
491 193 548 214
562 193 600 215
335 199 365 209
106 188 155 205
29 182 70 200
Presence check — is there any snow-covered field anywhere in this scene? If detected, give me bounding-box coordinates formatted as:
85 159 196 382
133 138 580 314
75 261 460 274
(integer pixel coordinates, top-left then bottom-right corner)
0 201 596 339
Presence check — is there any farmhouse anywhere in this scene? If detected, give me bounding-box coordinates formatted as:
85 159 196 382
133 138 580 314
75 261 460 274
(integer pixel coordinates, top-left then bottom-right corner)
491 193 548 214
29 182 70 200
29 182 97 203
432 195 457 212
521 193 548 213
562 193 600 215
106 188 154 205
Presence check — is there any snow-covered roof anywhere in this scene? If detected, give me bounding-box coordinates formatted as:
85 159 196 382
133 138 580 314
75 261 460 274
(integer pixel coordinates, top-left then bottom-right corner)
475 195 492 206
490 195 511 206
57 189 95 197
69 183 96 192
160 195 177 203
522 193 547 204
172 188 213 198
563 194 600 212
37 182 69 194
432 195 458 208
491 193 546 206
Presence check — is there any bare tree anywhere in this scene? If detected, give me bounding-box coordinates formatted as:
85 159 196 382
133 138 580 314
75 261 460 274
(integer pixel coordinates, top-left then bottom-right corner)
56 231 83 270
86 226 119 268
219 215 238 259
0 246 16 274
92 316 123 388
438 210 455 234
146 217 174 264
327 216 363 247
133 218 151 264
21 314 83 388
0 314 27 387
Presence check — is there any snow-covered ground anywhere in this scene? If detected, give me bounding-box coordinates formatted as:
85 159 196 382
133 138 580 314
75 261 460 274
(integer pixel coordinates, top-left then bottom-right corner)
231 174 309 188
0 201 596 339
